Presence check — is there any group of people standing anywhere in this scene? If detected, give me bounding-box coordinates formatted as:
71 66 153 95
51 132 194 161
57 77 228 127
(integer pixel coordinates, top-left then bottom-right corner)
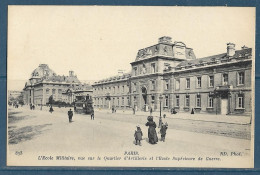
134 115 168 146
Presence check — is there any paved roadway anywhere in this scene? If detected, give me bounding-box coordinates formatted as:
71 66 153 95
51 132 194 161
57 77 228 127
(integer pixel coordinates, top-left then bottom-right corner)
7 107 253 167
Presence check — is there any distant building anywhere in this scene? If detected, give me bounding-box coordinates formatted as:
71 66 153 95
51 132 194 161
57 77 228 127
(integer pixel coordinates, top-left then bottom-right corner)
93 36 252 115
8 90 22 99
23 64 92 105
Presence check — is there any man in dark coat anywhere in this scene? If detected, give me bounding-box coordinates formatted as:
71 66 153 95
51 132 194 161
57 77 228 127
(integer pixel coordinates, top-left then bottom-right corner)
91 109 94 120
68 109 73 123
191 108 195 114
145 116 158 144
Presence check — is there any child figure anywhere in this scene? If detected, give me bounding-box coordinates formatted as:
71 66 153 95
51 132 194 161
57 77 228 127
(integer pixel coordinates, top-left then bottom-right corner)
160 122 168 142
134 126 143 146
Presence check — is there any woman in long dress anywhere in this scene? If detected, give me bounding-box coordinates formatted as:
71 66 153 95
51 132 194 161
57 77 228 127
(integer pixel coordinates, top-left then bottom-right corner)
145 116 158 144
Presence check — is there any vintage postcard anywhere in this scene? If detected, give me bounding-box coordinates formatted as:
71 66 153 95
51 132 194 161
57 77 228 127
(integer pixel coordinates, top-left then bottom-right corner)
7 6 255 168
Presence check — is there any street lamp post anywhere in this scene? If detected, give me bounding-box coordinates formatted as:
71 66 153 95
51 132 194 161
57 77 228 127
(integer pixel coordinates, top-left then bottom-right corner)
159 94 163 117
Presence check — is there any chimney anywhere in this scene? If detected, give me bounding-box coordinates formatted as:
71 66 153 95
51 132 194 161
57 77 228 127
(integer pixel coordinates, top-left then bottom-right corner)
241 45 248 49
158 36 172 44
69 71 74 76
227 43 235 57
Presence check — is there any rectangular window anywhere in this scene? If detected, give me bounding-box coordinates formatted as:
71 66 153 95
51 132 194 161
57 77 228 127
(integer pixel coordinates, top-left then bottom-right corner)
133 67 137 76
151 95 155 103
209 76 214 87
176 95 180 107
133 83 137 92
122 86 124 93
122 97 124 105
113 87 115 94
176 80 180 90
238 95 244 108
223 74 228 85
238 72 245 85
151 63 156 73
208 97 214 107
185 95 190 107
151 80 155 90
52 89 56 94
196 95 201 107
197 77 201 88
117 97 119 106
165 80 169 90
165 96 169 107
186 78 190 89
127 97 130 105
118 86 120 93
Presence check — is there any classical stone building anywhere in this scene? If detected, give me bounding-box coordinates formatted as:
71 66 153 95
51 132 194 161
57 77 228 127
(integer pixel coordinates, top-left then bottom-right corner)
23 64 92 105
93 36 252 115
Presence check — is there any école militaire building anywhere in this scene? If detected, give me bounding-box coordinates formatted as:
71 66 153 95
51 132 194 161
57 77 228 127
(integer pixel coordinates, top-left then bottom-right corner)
92 36 252 115
23 64 92 105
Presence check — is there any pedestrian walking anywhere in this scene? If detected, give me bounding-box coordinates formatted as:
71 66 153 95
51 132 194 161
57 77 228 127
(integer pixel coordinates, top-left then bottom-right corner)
163 114 166 118
91 109 95 120
160 122 168 142
150 107 153 115
134 125 143 146
191 108 194 114
68 109 73 123
112 106 114 113
133 106 135 115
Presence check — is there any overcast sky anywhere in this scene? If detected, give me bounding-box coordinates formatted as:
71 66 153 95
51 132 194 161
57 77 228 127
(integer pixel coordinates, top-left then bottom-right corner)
7 6 255 91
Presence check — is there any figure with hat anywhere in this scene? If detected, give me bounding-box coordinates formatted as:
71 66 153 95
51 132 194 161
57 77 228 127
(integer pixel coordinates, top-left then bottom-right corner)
68 108 73 123
145 116 158 144
134 125 143 146
160 122 168 142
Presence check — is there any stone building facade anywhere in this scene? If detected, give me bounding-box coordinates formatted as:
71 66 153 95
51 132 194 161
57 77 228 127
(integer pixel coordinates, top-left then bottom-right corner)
93 36 253 115
23 64 92 105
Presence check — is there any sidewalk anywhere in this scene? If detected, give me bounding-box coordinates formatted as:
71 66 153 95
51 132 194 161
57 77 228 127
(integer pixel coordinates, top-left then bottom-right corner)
94 108 252 125
22 105 251 125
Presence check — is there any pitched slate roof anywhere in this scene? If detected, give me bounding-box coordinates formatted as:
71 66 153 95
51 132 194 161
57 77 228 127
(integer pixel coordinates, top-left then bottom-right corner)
176 48 252 68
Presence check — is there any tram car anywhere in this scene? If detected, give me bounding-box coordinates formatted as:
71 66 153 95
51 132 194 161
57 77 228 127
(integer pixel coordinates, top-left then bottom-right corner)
74 98 94 115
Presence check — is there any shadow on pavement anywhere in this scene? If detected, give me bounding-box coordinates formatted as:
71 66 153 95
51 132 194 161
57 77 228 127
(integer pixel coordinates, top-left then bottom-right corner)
8 124 52 144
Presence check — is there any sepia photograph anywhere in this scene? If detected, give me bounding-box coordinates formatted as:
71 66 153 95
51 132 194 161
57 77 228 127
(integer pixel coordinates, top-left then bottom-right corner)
7 6 255 168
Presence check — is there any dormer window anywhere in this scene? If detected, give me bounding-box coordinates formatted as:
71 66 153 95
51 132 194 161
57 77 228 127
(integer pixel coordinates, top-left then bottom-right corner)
151 63 156 73
164 63 170 70
133 67 137 76
223 74 228 85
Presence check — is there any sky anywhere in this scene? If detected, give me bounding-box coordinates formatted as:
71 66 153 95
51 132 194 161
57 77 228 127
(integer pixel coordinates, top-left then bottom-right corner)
7 6 255 91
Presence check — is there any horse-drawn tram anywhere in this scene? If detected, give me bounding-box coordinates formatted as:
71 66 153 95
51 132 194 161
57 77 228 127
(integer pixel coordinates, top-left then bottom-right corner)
74 99 94 115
